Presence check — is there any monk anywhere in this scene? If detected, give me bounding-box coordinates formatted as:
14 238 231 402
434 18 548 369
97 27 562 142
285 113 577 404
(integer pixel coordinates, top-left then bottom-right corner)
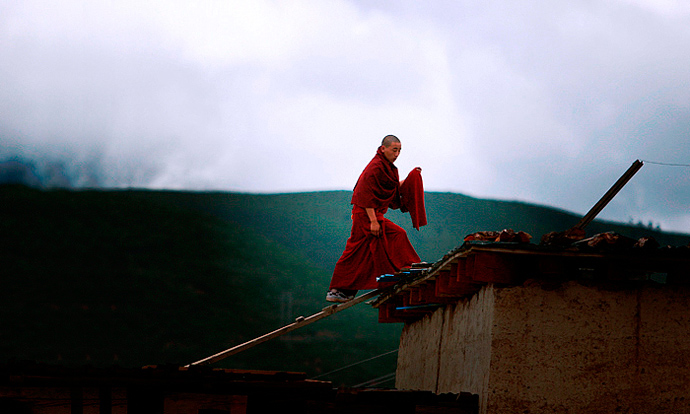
326 135 423 303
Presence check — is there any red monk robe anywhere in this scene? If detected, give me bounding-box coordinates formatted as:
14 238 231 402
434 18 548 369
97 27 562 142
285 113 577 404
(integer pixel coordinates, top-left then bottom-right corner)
329 146 423 293
400 168 427 230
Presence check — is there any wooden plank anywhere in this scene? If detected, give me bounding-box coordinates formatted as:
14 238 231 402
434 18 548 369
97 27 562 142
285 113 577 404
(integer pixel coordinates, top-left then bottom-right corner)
187 289 382 366
419 283 436 303
450 262 459 280
407 287 423 306
471 252 517 284
574 160 643 230
465 255 475 282
455 258 466 281
457 256 485 288
378 300 406 323
436 270 481 297
420 281 456 305
399 291 435 317
401 290 412 308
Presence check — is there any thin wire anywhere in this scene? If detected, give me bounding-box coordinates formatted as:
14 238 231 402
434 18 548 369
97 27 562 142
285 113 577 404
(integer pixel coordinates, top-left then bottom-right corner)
641 159 690 167
310 349 399 380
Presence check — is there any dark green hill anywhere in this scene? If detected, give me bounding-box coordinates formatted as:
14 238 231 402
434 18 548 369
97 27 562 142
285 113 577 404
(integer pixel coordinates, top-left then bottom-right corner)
0 186 399 386
1 185 688 387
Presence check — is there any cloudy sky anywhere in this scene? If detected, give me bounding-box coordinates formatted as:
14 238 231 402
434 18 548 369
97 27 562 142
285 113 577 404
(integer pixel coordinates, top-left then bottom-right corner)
2 0 690 233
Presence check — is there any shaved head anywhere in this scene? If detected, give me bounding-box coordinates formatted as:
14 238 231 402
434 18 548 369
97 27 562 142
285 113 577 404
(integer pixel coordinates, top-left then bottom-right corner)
381 135 400 147
380 135 402 163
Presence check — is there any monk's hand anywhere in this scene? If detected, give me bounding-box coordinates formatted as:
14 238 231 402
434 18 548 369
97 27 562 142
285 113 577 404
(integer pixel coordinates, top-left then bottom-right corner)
370 220 381 237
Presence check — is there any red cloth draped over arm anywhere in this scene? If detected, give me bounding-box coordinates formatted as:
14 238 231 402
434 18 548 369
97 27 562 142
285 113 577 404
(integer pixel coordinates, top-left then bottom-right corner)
400 168 427 230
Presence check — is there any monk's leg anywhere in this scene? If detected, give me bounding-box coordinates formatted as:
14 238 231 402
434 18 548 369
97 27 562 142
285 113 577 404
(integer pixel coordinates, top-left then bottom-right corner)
380 218 421 269
329 207 377 291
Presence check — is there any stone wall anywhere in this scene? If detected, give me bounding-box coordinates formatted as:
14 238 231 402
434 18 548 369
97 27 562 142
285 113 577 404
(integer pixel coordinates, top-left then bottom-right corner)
395 280 690 413
396 306 445 392
397 285 495 409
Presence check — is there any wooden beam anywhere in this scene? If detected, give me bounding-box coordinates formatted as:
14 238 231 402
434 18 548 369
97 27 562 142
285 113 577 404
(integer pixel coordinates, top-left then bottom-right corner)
464 255 475 282
186 289 382 366
471 252 517 284
574 160 644 230
407 287 423 305
378 298 407 323
436 270 481 297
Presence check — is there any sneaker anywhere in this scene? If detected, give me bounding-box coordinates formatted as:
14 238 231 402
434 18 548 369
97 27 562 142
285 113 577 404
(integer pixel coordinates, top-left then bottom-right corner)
326 289 353 303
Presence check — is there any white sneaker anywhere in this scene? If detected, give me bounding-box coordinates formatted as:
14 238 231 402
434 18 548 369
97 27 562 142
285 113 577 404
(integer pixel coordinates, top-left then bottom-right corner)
326 289 353 303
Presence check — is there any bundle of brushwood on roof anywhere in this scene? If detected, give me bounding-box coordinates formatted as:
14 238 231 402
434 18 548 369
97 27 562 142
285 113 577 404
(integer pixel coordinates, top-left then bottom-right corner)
540 227 586 246
464 228 532 243
572 232 664 251
543 231 673 251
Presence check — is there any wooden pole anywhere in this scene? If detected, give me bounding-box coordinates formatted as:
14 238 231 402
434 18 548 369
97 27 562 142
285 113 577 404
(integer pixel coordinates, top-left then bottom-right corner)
186 289 382 367
573 160 644 230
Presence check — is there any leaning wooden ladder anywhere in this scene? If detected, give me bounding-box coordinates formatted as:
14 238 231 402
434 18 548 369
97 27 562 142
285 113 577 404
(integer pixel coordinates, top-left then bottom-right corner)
186 289 382 367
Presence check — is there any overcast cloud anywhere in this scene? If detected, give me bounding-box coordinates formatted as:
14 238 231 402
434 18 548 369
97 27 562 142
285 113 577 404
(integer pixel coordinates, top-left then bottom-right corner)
2 0 690 233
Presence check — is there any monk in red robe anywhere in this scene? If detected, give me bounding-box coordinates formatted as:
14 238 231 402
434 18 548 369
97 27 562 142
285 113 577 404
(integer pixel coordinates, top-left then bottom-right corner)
326 135 423 303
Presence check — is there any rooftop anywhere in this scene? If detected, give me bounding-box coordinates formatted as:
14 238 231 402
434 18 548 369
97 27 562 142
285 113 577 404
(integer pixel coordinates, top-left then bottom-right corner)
373 230 690 323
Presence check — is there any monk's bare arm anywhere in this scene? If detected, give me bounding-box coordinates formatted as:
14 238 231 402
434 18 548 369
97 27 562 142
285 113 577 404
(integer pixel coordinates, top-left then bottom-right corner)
365 208 381 237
